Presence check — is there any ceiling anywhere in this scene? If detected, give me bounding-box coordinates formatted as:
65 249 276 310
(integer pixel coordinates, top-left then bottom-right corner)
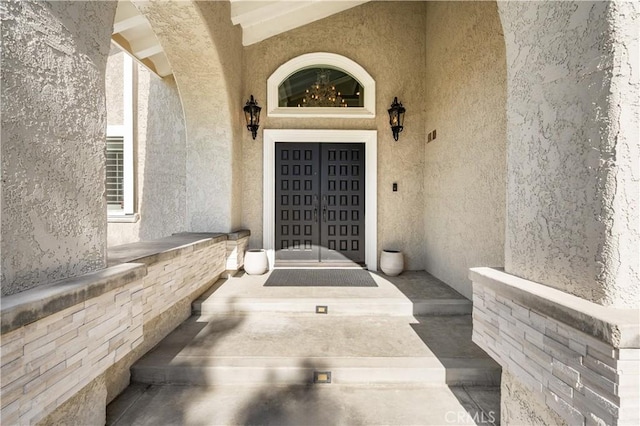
111 0 370 78
230 0 370 46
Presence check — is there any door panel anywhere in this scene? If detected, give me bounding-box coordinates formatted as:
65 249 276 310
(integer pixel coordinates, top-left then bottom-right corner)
320 144 365 263
275 143 320 261
275 142 365 265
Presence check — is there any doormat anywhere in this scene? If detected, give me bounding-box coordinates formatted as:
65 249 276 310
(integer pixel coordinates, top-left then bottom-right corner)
264 269 377 287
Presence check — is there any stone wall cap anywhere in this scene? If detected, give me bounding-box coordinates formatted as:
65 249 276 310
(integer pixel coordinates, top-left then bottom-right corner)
1 263 146 335
469 267 640 349
227 229 251 240
108 232 227 266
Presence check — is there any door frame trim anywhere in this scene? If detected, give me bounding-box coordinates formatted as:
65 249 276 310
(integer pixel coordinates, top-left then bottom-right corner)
263 129 378 271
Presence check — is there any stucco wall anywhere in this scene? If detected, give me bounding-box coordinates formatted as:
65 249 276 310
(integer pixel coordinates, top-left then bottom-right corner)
106 52 187 247
241 1 427 270
604 1 639 308
0 0 116 296
136 0 244 233
106 48 124 127
499 0 639 308
423 1 507 299
137 73 187 241
196 0 245 231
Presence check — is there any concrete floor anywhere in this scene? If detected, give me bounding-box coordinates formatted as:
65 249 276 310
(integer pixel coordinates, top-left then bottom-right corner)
107 270 501 425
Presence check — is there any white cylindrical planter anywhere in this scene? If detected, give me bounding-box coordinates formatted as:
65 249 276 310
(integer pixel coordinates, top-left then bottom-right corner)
380 250 403 277
244 249 268 275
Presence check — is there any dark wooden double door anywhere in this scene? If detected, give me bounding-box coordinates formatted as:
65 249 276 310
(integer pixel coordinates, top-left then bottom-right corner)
275 143 365 265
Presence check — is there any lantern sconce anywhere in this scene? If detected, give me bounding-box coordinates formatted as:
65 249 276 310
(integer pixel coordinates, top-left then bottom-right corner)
244 95 262 140
387 97 406 141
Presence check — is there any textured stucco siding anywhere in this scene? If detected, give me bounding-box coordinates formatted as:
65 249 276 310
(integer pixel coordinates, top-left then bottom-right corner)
107 52 187 247
242 1 427 270
135 0 244 233
105 49 124 127
499 1 639 308
424 1 507 299
0 0 116 296
136 73 187 240
604 1 639 309
196 0 245 232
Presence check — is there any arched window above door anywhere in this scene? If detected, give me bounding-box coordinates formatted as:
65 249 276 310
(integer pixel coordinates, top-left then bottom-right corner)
267 52 375 118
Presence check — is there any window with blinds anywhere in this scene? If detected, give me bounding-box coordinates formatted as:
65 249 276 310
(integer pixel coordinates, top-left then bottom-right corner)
106 136 124 211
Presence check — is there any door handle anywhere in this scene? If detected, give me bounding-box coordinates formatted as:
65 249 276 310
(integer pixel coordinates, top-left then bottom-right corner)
322 195 327 222
313 195 318 222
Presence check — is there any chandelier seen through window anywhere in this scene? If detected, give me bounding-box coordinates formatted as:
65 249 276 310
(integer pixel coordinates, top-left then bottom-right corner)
278 67 363 108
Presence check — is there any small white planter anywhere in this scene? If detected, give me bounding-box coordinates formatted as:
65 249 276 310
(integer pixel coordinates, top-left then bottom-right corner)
244 249 269 275
380 250 403 277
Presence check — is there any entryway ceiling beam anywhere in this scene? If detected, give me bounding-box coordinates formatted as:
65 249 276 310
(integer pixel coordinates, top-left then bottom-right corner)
230 0 371 46
129 35 164 59
113 14 148 34
111 0 173 78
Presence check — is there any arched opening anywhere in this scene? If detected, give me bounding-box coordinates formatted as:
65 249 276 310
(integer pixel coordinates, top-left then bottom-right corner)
104 43 189 246
128 0 244 233
104 0 245 242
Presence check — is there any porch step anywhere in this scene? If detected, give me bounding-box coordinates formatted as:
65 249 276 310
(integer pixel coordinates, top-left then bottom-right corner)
131 314 500 387
193 270 473 316
108 383 501 426
194 296 471 316
118 271 501 425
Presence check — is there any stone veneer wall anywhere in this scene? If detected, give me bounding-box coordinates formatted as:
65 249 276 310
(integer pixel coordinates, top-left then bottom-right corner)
1 265 145 425
226 230 251 274
471 268 639 425
0 232 248 425
135 237 226 325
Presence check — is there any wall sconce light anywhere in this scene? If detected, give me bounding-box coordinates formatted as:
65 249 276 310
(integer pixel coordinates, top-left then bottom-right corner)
387 97 406 141
244 95 261 140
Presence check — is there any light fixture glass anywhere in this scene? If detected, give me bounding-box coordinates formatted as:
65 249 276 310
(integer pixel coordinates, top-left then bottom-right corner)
388 97 406 141
244 95 261 139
